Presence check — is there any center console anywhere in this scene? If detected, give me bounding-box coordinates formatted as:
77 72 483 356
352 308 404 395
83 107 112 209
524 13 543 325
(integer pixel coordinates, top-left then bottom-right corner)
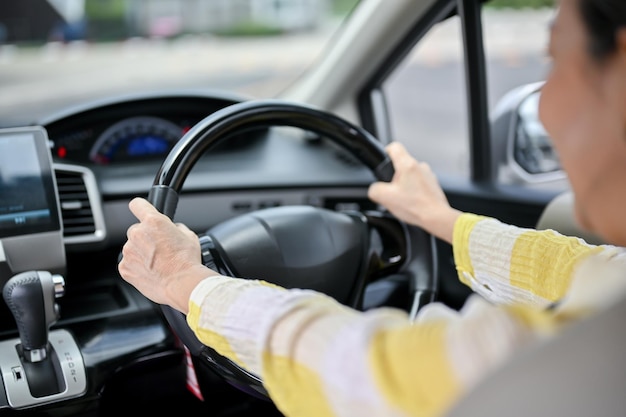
0 126 87 409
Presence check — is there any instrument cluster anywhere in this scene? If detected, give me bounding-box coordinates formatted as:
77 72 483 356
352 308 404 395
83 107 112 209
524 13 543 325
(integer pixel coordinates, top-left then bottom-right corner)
50 115 190 165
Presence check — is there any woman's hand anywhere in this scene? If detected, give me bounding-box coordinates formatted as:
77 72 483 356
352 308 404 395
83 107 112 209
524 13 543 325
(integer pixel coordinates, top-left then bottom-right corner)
118 197 217 314
368 142 462 243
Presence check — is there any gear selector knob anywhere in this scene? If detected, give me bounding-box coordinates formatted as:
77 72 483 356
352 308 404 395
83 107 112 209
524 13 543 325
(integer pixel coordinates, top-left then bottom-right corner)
2 271 65 362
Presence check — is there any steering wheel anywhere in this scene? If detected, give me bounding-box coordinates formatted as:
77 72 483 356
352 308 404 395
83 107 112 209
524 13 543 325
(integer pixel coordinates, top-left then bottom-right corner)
147 99 438 399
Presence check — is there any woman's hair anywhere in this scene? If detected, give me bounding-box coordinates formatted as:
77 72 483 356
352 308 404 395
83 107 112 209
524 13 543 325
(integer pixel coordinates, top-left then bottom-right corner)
577 0 626 60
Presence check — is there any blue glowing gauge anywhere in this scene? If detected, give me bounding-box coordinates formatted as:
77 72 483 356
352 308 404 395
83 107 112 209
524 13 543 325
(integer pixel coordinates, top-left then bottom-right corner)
89 116 184 164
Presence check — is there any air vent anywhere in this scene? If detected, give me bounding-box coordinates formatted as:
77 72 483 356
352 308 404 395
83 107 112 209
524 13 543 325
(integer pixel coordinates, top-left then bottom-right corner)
54 164 106 244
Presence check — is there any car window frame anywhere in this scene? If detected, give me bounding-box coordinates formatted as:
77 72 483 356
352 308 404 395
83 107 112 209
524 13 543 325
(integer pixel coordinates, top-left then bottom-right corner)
357 0 494 182
356 0 565 229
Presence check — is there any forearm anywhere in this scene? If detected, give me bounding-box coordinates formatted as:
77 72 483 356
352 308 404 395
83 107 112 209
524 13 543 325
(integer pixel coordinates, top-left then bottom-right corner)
185 276 552 417
187 276 458 417
453 213 602 306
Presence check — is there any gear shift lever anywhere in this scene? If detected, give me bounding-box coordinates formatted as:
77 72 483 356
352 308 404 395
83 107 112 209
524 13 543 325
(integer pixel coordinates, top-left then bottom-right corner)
0 271 86 409
3 271 65 362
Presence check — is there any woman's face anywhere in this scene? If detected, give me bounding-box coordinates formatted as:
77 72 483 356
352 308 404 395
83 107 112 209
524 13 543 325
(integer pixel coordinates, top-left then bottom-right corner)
539 0 626 245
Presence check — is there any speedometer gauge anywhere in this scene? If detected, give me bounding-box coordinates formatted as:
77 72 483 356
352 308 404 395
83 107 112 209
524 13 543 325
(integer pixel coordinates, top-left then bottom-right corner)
89 116 184 164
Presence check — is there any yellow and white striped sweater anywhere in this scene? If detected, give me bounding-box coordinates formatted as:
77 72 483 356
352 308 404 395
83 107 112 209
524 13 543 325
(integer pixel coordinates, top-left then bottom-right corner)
186 213 626 417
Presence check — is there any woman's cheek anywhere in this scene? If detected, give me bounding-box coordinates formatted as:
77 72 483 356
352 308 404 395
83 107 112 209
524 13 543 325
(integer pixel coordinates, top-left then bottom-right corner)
538 73 566 150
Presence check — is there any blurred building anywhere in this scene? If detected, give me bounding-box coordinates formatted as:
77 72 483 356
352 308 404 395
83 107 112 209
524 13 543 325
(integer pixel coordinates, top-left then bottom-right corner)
0 0 330 43
0 0 62 43
132 0 330 38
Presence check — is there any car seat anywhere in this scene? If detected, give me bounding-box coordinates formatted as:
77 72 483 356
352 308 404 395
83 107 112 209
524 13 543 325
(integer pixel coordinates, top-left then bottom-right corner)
535 190 604 245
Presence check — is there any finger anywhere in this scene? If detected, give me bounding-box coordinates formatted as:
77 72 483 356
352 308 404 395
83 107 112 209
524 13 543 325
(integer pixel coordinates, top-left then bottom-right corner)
129 197 161 222
123 224 147 260
125 222 149 247
119 241 135 266
385 141 406 155
387 142 416 161
367 181 392 203
119 240 139 274
387 143 418 171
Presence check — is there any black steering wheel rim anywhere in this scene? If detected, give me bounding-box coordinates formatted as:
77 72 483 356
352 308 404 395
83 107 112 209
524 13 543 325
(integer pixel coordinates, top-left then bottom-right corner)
147 99 437 400
148 99 395 218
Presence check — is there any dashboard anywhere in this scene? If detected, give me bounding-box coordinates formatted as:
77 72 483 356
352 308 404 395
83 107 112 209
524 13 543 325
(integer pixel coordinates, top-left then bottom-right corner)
6 90 379 254
0 89 402 414
0 88 379 353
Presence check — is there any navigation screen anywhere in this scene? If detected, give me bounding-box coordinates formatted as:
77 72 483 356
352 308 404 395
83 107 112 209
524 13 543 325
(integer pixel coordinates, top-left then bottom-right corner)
0 128 61 238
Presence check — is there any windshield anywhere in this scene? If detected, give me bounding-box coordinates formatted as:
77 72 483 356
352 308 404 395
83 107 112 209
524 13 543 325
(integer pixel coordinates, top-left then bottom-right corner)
0 0 359 125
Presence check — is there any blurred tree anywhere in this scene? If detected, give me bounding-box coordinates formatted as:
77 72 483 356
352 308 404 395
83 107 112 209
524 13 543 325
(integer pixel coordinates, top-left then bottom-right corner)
85 0 126 19
84 0 128 40
331 0 359 16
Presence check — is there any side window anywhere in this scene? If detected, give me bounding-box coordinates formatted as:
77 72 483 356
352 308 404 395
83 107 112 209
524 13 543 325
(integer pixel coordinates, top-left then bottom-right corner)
482 5 566 191
383 15 469 178
383 4 565 191
482 7 553 113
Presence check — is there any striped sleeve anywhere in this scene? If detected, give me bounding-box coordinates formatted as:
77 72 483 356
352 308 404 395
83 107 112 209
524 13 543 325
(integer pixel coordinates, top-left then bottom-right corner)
452 213 605 307
182 214 625 417
186 275 558 417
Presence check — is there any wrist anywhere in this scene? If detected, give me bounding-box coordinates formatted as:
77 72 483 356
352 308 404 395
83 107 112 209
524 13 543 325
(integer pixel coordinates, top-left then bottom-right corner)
168 264 218 314
429 207 462 244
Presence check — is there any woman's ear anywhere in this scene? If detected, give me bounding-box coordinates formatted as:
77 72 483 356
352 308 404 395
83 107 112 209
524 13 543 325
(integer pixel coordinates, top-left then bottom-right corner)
616 29 626 121
613 29 626 66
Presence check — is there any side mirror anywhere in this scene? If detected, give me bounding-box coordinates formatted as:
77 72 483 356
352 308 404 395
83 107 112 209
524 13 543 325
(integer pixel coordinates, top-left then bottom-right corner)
490 82 566 186
513 90 560 175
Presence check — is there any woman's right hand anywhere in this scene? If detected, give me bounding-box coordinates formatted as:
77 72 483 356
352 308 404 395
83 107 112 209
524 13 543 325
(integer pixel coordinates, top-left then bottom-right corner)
367 142 462 244
118 197 218 314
